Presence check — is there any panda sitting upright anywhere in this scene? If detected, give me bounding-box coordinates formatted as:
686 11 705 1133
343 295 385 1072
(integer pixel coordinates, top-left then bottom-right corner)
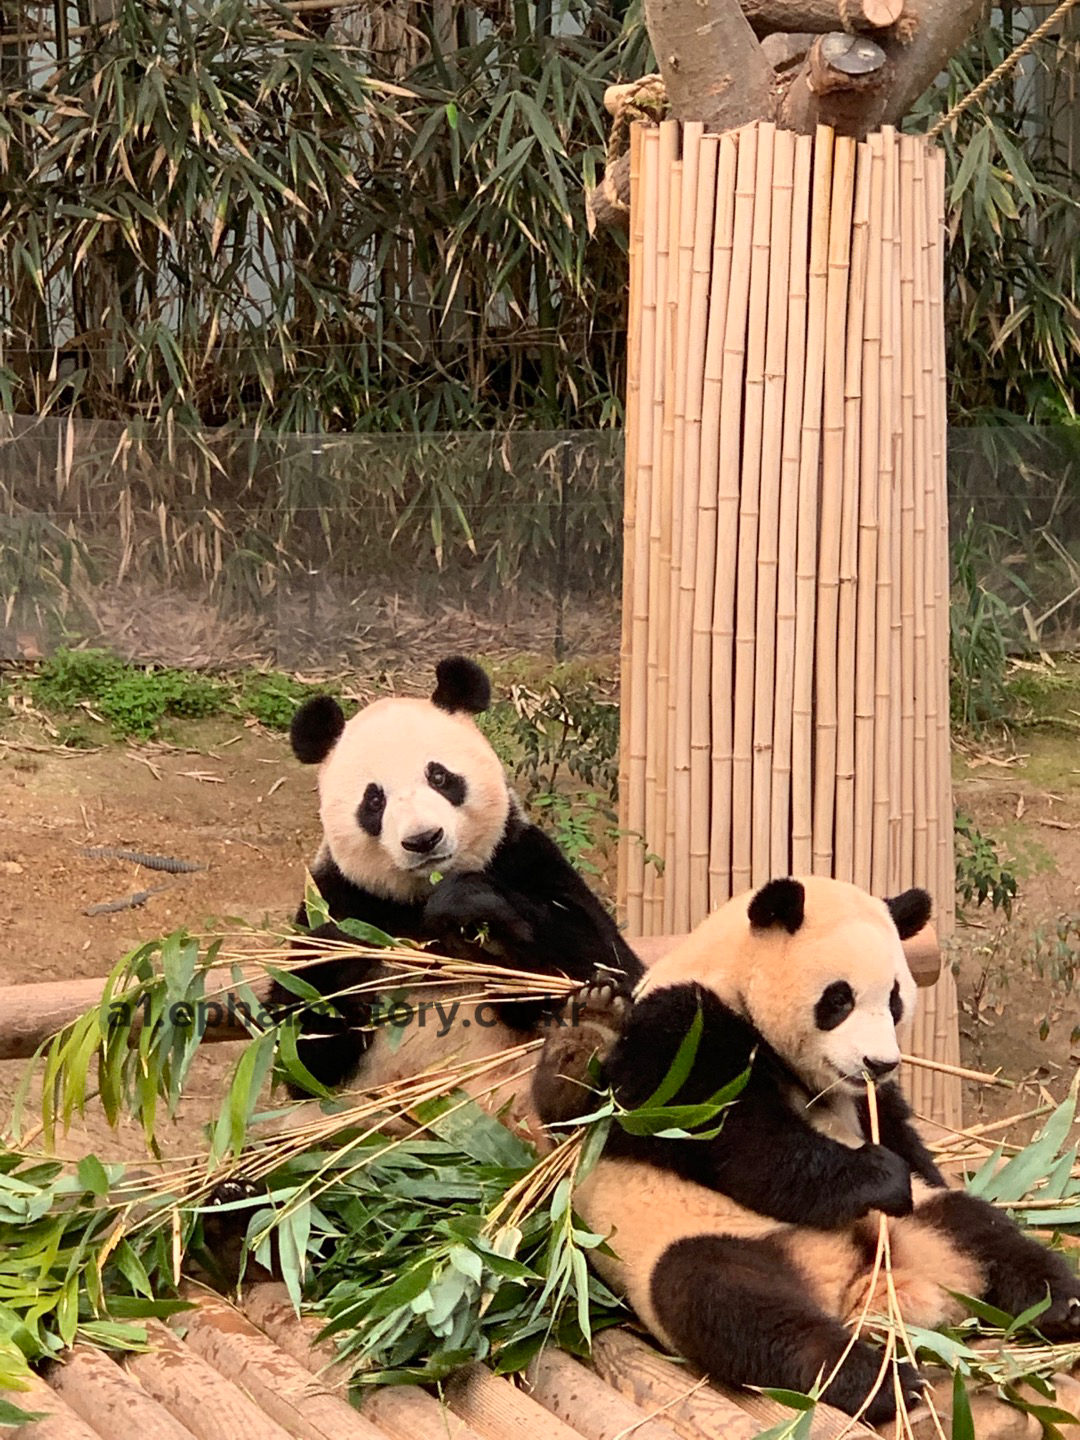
267 655 642 1141
533 876 1080 1426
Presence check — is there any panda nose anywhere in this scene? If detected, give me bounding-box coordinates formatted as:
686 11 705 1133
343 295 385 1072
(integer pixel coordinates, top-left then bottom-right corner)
402 827 445 855
862 1056 898 1080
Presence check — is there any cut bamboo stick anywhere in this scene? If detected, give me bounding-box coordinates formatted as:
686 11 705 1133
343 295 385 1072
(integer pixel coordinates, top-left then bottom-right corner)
617 123 646 918
833 140 869 885
811 134 857 877
770 133 813 881
709 122 758 909
791 125 835 876
854 137 882 893
751 127 795 888
732 121 776 895
692 134 737 923
624 125 661 935
673 127 717 933
644 120 679 932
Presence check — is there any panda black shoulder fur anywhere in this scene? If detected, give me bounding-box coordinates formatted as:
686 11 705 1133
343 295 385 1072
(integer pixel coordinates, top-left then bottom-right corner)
267 655 642 1142
533 876 1080 1427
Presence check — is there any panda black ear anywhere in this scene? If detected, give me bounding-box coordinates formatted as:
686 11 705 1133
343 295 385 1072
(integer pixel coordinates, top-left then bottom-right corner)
747 878 805 935
291 695 345 764
432 656 491 715
885 887 932 940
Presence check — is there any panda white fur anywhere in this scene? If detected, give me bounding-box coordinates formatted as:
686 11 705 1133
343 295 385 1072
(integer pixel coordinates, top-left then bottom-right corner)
266 655 643 1146
532 876 1080 1426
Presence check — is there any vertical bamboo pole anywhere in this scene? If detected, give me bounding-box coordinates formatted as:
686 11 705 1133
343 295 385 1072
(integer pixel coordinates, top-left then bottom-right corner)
855 138 883 894
883 128 904 897
732 123 775 895
898 136 918 894
751 128 795 888
710 124 758 909
673 129 717 933
668 123 705 933
692 135 737 923
833 142 869 885
771 134 813 881
811 136 857 876
909 137 930 897
791 127 834 876
868 132 891 899
625 125 661 934
644 121 679 931
617 125 645 916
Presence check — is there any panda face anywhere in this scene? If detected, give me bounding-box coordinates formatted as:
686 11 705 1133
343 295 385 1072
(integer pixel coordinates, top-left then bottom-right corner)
638 876 929 1100
316 697 511 901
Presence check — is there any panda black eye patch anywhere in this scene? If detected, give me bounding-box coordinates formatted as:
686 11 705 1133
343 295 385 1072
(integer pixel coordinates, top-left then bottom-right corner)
357 783 386 837
815 980 855 1032
889 980 904 1025
426 761 467 807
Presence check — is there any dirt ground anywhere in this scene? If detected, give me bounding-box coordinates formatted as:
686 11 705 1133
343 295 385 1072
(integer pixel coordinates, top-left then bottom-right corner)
3 671 1080 1165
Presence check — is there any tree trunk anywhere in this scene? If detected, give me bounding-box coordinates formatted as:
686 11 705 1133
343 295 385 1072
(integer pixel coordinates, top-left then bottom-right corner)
643 0 774 134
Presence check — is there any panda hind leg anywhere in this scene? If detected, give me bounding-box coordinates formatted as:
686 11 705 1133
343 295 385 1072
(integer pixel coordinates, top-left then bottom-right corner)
649 1234 926 1427
916 1189 1080 1340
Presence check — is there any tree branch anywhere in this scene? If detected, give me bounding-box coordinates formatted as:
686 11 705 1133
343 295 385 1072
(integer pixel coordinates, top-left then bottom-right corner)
644 0 774 131
879 0 989 124
779 31 893 135
742 0 903 35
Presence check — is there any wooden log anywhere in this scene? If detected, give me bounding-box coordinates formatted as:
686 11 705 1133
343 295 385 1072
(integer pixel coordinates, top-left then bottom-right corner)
691 134 737 924
45 1346 197 1440
4 1369 108 1440
710 123 758 909
525 1348 683 1440
364 1388 489 1440
124 1320 296 1440
779 33 895 138
731 121 775 895
741 0 903 32
750 127 795 889
591 1329 879 1440
769 132 813 880
172 1285 382 1440
790 126 833 874
444 1362 589 1440
671 126 716 934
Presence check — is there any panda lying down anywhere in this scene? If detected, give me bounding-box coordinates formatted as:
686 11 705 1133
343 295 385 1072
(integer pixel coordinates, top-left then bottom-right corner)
533 876 1080 1427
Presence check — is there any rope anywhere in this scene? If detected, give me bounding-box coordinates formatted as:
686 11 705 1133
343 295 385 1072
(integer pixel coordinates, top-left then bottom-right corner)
598 74 668 217
927 0 1080 141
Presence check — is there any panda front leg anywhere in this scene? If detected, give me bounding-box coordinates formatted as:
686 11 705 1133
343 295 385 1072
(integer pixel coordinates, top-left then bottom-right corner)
913 1188 1080 1340
649 1233 925 1426
533 978 632 1127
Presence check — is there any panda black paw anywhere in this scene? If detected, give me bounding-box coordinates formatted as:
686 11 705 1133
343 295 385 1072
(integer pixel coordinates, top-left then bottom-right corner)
567 973 634 1030
855 1144 914 1219
1035 1290 1080 1341
860 1361 927 1427
424 872 534 946
205 1178 262 1209
532 976 632 1128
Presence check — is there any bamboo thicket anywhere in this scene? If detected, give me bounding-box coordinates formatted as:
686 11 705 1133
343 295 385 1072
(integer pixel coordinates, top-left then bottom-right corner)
617 121 960 1129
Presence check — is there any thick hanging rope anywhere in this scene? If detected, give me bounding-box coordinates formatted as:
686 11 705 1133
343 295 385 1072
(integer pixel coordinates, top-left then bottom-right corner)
927 0 1080 141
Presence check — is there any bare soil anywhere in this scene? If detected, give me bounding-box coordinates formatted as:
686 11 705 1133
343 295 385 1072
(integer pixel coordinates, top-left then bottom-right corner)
4 672 1080 1164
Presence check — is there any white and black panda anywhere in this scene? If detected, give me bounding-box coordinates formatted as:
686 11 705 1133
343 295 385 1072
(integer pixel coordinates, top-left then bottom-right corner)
266 655 642 1142
533 876 1080 1426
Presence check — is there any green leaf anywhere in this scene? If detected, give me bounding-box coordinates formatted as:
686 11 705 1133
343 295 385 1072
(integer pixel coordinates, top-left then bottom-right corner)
76 1156 110 1198
951 1366 975 1440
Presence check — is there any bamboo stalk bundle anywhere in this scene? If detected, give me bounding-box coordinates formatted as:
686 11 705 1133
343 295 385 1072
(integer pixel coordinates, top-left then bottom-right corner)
811 136 857 877
732 122 776 895
751 128 795 888
833 143 870 885
791 126 834 876
854 137 883 893
672 128 718 934
691 135 737 924
617 125 646 915
618 121 959 1117
643 121 678 931
623 125 661 935
709 124 758 909
770 134 813 881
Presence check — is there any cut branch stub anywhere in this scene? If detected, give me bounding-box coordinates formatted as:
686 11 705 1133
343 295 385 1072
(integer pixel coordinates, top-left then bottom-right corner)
778 32 892 135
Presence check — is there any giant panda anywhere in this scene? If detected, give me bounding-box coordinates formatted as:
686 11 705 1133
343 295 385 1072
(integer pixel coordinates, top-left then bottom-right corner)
266 654 642 1145
532 876 1080 1426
